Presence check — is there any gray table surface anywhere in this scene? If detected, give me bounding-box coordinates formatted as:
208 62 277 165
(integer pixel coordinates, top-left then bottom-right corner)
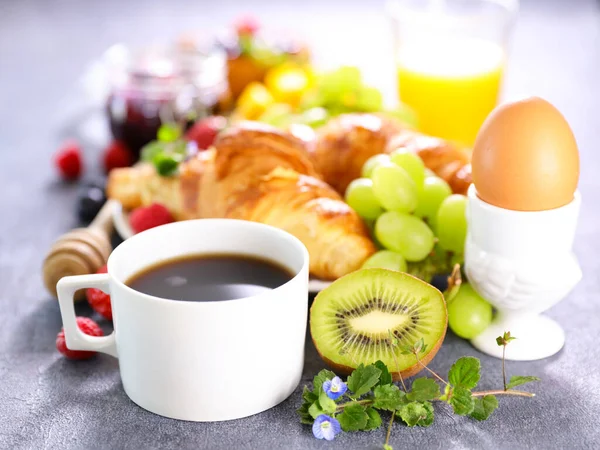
1 0 600 448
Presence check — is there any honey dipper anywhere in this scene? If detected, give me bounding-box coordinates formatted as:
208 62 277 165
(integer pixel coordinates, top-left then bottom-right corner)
43 199 116 300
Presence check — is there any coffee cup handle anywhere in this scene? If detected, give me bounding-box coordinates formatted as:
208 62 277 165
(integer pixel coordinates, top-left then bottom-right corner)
57 274 118 358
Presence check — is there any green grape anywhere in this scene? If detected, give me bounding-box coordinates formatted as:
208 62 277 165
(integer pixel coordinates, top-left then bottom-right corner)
361 154 392 178
301 107 329 128
257 103 294 127
424 168 436 177
318 66 361 103
448 283 493 339
371 164 418 213
389 149 426 189
374 211 435 261
362 250 407 272
414 176 452 228
356 86 383 112
436 194 468 253
345 178 384 220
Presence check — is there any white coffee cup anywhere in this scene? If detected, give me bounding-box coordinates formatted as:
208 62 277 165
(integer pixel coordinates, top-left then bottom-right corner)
56 219 309 422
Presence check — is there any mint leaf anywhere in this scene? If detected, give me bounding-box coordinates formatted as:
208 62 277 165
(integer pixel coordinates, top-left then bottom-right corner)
347 364 381 397
337 402 369 431
448 357 481 389
506 375 540 390
470 395 498 421
398 402 428 427
374 360 392 386
372 384 405 411
313 369 336 392
296 401 313 424
308 401 325 419
449 386 475 416
364 407 382 430
157 123 182 142
318 388 337 415
418 401 434 427
407 378 440 402
140 141 165 162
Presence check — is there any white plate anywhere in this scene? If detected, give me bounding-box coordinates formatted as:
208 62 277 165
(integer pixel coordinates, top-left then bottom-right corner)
111 201 332 294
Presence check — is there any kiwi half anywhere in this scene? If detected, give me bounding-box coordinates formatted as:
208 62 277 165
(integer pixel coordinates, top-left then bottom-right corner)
311 268 447 379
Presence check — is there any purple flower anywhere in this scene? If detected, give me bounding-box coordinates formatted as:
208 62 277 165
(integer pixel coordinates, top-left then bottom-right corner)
322 376 347 400
312 415 341 441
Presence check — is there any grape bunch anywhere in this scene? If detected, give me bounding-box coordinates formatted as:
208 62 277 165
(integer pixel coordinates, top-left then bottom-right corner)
346 153 493 339
346 150 468 269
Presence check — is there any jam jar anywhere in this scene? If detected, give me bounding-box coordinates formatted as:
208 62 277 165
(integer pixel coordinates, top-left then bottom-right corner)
106 44 230 158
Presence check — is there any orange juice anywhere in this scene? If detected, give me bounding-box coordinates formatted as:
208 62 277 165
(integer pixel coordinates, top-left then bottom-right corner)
397 38 505 146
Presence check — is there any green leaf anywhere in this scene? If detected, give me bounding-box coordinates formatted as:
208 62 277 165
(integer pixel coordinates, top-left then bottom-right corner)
407 378 440 402
313 369 336 393
318 388 337 415
157 123 182 142
347 364 381 397
374 360 392 386
470 395 498 421
383 445 393 450
153 152 182 176
418 401 434 427
449 386 475 416
364 407 382 430
372 384 405 411
308 401 325 419
439 383 451 402
296 401 314 424
302 386 318 404
337 402 369 431
496 331 517 346
398 402 429 427
506 376 540 390
448 357 481 389
140 141 165 162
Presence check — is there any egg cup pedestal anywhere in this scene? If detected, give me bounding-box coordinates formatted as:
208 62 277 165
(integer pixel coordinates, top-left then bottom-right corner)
465 186 582 361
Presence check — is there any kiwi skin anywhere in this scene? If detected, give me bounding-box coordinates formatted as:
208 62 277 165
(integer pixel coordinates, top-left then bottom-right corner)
310 270 448 380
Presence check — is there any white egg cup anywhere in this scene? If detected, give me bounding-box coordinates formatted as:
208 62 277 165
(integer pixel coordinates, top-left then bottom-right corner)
464 185 582 360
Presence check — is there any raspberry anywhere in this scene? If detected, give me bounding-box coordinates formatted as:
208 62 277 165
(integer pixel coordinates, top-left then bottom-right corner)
103 140 133 173
185 116 227 150
54 140 83 180
56 317 104 360
129 203 174 234
86 265 112 320
234 15 260 37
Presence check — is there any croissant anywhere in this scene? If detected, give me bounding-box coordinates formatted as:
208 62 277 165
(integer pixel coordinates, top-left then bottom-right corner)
107 123 375 280
314 113 472 195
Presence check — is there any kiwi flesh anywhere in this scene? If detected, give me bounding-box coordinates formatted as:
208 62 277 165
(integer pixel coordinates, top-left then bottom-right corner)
310 268 447 379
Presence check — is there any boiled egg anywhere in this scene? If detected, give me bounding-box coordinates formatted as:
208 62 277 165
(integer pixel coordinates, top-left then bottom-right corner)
472 97 579 211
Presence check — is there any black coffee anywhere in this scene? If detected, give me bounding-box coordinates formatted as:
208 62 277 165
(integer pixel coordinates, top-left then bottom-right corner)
126 254 294 302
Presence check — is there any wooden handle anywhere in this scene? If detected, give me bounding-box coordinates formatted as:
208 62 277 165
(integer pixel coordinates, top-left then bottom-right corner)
43 200 115 299
90 199 117 235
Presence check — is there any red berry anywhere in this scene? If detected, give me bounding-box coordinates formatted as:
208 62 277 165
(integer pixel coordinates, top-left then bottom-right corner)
185 116 227 150
234 15 260 37
86 265 112 320
54 140 83 180
103 140 133 173
129 203 174 234
56 317 104 360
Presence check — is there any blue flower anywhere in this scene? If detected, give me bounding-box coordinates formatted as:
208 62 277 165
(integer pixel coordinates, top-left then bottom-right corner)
312 415 341 441
322 376 347 400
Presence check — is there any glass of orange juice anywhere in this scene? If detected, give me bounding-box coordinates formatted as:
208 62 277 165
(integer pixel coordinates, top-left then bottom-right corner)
388 0 518 146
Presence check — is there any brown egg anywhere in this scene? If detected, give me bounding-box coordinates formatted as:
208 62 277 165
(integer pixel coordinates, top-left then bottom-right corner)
472 97 579 211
